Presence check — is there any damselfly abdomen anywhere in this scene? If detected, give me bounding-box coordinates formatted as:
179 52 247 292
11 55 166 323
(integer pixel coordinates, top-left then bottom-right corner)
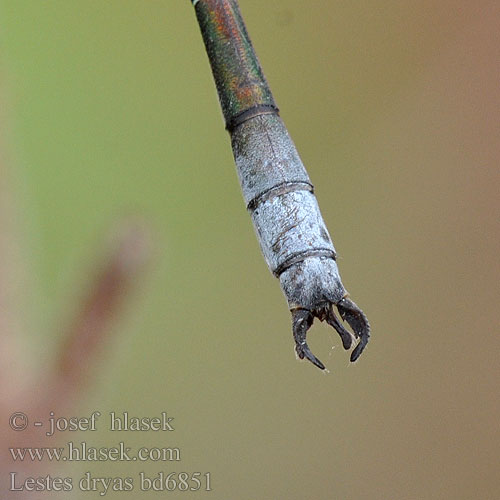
191 0 370 370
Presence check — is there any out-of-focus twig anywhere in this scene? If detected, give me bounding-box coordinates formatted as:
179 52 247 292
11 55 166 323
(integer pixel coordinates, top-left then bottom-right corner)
57 222 151 386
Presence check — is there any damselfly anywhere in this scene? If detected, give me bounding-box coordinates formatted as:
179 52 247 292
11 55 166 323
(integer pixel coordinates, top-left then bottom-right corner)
190 0 370 370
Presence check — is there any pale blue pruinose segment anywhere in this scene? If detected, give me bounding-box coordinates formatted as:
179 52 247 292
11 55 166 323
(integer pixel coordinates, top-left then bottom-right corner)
231 112 337 276
231 113 313 206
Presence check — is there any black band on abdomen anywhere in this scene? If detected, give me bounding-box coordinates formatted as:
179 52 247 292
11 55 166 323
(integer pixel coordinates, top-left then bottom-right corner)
226 104 279 131
273 249 337 277
247 181 314 211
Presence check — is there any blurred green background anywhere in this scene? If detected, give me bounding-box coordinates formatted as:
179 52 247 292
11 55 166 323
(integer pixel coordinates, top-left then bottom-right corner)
1 0 498 498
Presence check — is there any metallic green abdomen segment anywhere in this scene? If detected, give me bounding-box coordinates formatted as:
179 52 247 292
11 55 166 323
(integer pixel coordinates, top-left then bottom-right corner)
194 0 276 128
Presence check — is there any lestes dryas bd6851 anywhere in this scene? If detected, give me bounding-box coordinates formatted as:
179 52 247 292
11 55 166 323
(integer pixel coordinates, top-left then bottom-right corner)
190 0 370 370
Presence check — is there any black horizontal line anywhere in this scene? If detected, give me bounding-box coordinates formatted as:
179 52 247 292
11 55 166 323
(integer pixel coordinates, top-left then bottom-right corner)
247 181 314 211
273 249 337 277
226 104 279 131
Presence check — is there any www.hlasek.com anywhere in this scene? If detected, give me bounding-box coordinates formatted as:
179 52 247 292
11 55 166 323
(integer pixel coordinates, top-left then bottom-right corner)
10 442 181 462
